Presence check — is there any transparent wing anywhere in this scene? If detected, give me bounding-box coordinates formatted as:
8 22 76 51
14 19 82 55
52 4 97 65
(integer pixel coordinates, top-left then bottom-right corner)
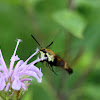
54 46 85 67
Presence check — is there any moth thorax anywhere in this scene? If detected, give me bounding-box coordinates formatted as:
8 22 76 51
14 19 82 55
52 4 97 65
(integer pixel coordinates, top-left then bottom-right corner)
40 51 54 62
46 53 54 62
40 51 45 60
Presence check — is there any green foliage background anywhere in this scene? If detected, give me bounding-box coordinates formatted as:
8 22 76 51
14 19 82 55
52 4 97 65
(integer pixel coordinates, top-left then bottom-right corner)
0 0 100 100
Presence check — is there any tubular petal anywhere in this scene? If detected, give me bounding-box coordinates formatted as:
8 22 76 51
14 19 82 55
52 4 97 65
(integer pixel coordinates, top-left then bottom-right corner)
24 48 39 64
5 83 10 92
0 77 6 91
9 39 21 76
29 57 47 65
0 50 8 74
25 71 42 83
14 60 24 73
21 78 32 82
12 77 21 90
21 83 26 90
27 65 43 77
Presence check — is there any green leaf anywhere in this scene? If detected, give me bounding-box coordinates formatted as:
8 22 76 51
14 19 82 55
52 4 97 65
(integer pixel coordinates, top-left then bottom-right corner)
52 10 87 38
75 0 100 8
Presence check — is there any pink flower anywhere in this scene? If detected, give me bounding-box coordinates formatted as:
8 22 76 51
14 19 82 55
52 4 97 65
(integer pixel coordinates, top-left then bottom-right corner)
0 39 47 91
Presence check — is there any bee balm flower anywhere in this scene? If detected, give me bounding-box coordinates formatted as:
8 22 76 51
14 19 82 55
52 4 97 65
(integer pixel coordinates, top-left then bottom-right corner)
0 39 47 99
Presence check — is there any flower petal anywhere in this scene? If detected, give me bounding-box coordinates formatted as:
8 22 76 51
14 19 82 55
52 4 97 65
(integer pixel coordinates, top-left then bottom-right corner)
24 48 39 64
13 39 21 56
30 57 47 65
0 66 3 71
13 55 20 62
5 82 10 92
9 39 21 76
12 77 21 90
0 77 6 91
0 50 8 73
27 65 43 77
21 83 26 90
24 71 42 83
14 60 24 73
21 78 32 82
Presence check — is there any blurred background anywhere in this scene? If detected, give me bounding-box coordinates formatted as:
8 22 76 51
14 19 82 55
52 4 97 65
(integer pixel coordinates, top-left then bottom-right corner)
0 0 100 100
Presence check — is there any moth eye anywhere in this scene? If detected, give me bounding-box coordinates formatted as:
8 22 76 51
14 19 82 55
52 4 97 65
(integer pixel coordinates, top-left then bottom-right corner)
45 54 47 57
44 51 47 53
40 49 47 53
43 50 47 53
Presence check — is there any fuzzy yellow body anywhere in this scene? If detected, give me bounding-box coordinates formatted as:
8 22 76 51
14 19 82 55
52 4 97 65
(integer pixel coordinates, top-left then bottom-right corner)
40 49 55 62
40 48 73 74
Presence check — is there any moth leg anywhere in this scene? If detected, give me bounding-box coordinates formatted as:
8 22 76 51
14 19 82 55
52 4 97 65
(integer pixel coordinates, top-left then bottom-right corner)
46 62 49 67
48 65 58 76
28 48 35 58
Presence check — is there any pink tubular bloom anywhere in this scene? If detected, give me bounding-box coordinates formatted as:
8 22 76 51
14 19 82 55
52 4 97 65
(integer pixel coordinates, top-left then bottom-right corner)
0 39 47 91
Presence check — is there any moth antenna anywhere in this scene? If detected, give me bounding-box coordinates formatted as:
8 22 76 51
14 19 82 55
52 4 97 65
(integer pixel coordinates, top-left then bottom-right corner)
45 41 53 48
31 34 42 48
